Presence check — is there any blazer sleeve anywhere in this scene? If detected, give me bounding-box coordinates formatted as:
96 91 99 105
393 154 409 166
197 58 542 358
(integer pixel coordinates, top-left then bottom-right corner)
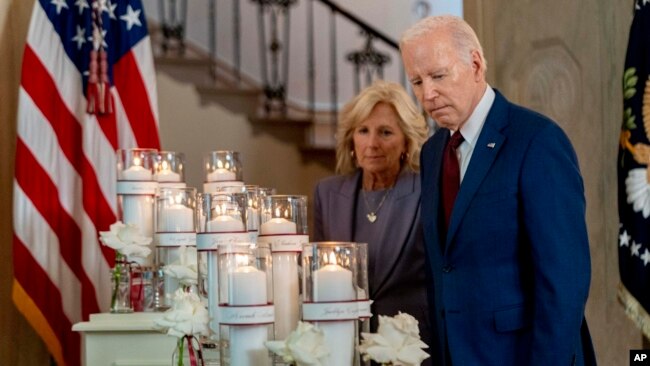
312 181 326 241
520 123 591 365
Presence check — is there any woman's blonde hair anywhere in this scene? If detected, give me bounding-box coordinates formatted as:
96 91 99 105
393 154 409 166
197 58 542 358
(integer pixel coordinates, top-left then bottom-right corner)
335 80 428 174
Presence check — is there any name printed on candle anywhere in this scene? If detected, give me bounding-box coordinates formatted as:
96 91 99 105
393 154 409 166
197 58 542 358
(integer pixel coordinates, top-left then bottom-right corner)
302 302 363 321
218 305 275 325
257 235 308 252
196 233 250 251
116 181 158 195
155 233 197 246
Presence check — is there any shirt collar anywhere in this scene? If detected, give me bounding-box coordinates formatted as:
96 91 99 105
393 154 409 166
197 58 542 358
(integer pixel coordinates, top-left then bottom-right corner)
453 85 495 148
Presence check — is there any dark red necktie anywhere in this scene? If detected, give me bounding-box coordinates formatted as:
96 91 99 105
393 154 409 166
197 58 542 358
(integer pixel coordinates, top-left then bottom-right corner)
442 132 464 228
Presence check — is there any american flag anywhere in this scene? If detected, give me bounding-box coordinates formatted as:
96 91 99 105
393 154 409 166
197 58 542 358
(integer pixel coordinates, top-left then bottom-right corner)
12 0 160 365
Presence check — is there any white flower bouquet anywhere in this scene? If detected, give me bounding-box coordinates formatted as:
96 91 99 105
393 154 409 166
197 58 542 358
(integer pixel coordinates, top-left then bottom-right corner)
358 312 430 366
155 288 210 366
265 321 329 366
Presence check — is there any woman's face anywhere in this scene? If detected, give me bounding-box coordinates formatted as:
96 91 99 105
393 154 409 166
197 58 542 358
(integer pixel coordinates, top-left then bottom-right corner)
352 102 407 177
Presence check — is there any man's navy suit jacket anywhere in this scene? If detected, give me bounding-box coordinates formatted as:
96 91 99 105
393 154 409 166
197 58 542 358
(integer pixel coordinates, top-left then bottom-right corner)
420 90 596 366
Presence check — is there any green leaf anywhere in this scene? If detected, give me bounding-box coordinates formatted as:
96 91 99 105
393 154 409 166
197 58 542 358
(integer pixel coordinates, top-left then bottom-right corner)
625 67 637 80
625 88 637 100
626 76 639 88
626 115 637 130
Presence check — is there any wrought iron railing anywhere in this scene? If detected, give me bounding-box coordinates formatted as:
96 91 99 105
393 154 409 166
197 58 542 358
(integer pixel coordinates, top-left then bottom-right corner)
153 0 405 142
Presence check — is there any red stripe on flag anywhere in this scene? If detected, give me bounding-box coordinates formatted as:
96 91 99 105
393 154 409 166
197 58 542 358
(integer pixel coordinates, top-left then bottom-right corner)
96 111 118 151
13 234 81 366
15 139 100 318
21 45 116 265
113 51 161 149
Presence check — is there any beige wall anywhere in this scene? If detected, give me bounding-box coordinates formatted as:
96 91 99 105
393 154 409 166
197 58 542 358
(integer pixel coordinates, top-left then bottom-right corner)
0 0 52 364
465 0 639 364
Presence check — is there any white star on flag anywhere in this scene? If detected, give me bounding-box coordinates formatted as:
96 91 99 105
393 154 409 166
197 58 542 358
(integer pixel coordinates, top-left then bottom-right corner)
642 249 650 266
74 0 89 15
620 230 631 247
120 5 142 31
631 241 642 257
51 0 68 14
71 26 86 50
88 28 108 50
105 1 117 20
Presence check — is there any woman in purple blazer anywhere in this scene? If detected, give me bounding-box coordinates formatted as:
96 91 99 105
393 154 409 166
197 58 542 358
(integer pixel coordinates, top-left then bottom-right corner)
312 80 433 364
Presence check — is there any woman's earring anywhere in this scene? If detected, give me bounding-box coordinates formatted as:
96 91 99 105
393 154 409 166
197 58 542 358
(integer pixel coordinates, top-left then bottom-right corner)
350 150 355 159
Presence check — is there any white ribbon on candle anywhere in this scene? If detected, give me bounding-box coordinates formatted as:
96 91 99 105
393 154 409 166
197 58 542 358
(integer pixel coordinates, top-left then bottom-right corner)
116 181 158 195
155 233 197 246
257 234 308 252
196 233 251 251
218 305 275 325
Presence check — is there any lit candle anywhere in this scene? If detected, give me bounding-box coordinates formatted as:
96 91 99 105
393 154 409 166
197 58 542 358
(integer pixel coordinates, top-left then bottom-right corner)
154 161 181 182
205 217 245 343
227 265 270 366
158 201 194 232
207 215 245 232
313 253 357 366
207 168 236 182
260 218 299 340
121 158 152 181
260 217 297 235
121 195 154 266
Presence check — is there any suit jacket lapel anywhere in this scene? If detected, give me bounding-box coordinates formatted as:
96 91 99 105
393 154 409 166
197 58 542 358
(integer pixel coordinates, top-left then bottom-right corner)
327 170 360 241
373 171 420 297
446 91 510 248
422 131 448 258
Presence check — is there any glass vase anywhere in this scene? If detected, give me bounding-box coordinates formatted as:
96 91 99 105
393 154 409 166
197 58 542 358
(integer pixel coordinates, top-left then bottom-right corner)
110 259 133 313
172 336 204 366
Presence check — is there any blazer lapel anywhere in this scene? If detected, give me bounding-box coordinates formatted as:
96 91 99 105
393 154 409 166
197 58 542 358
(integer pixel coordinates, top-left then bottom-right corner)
326 171 361 241
446 92 510 248
422 130 448 257
372 171 420 297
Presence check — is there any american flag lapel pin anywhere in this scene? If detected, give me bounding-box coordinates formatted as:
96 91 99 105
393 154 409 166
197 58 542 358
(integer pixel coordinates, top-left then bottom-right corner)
487 142 496 148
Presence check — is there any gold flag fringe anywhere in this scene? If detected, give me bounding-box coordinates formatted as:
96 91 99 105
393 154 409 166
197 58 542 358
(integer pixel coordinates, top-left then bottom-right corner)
618 282 650 339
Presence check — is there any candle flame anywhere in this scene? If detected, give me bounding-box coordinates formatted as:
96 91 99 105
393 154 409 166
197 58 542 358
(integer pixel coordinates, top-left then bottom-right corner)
133 156 141 166
235 254 249 267
161 160 169 171
284 209 290 218
274 207 281 217
217 160 223 169
175 193 183 205
328 252 336 265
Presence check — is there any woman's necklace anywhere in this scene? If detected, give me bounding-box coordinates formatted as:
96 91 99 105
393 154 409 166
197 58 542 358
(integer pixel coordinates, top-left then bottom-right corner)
361 188 392 223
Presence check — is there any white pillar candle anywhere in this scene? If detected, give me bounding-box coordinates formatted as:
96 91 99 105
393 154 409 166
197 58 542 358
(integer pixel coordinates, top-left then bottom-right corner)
159 203 194 232
206 218 246 343
260 217 297 235
207 215 245 232
261 218 299 340
314 263 357 366
154 169 181 182
227 266 270 366
207 168 236 182
121 165 152 181
122 195 154 266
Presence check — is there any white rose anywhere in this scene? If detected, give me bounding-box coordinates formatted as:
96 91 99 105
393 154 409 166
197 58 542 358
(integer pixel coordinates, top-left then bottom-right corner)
99 221 152 261
359 312 429 366
265 321 329 366
156 289 210 338
163 246 198 286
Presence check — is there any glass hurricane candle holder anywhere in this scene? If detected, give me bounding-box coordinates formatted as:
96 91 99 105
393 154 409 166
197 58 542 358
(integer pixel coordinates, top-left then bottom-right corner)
196 192 249 346
218 243 273 366
116 148 158 267
258 195 308 340
203 151 243 193
154 151 186 188
155 187 197 310
302 242 370 366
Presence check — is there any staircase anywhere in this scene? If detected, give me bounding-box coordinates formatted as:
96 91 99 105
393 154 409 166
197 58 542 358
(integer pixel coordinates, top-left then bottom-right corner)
147 0 405 170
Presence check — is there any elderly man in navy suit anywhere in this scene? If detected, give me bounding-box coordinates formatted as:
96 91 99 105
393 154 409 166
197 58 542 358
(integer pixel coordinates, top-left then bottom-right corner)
400 15 596 366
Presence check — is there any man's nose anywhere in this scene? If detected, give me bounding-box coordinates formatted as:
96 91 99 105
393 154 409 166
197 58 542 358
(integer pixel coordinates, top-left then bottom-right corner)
422 79 439 101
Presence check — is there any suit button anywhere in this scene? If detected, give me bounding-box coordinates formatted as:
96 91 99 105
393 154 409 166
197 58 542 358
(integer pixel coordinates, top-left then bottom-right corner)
442 265 453 273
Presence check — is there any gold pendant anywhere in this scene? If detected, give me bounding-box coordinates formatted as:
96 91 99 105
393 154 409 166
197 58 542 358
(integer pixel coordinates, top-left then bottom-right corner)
367 212 377 223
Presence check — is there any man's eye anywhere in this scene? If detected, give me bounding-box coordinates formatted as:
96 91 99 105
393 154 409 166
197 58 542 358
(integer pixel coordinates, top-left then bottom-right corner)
411 80 422 87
